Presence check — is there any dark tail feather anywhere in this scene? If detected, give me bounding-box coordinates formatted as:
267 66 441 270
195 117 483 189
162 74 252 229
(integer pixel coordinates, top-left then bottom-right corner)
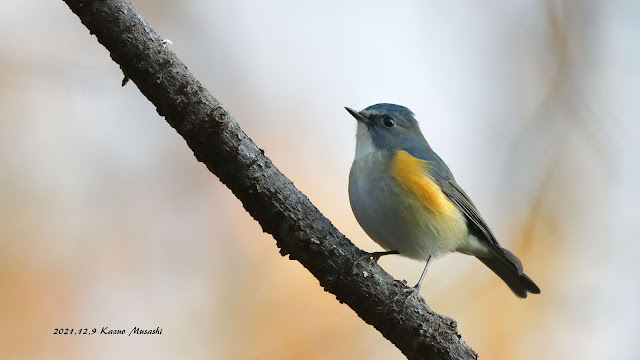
477 247 540 299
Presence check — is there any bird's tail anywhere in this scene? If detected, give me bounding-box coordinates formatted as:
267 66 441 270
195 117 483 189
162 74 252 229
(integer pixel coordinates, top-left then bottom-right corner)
476 247 540 298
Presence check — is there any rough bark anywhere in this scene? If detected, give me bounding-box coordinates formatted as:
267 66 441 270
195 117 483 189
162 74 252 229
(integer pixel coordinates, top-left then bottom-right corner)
60 1 477 359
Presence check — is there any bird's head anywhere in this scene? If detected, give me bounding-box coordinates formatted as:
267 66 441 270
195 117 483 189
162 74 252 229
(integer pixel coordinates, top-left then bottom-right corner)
345 103 426 157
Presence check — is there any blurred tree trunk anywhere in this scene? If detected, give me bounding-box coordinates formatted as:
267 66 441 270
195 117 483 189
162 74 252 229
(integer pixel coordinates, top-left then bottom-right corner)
60 0 477 359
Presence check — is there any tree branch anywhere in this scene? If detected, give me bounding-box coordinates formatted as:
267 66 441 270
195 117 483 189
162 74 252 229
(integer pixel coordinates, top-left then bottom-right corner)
60 1 477 358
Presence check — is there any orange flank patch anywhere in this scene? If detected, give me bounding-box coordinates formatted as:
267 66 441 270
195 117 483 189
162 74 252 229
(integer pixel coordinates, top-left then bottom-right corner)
391 150 458 217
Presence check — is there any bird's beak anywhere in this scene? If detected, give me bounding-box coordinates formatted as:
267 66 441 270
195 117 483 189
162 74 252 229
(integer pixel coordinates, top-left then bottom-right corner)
345 107 369 123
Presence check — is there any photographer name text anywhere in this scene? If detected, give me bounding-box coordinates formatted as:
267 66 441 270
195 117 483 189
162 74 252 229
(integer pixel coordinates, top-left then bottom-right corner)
53 327 162 336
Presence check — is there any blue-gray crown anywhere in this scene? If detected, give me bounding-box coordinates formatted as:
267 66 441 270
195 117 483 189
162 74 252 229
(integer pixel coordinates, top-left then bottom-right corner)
362 103 414 118
360 103 420 131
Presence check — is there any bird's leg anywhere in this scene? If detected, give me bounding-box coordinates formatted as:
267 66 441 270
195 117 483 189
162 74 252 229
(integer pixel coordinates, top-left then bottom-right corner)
351 250 400 274
392 256 432 304
413 255 432 292
368 250 401 262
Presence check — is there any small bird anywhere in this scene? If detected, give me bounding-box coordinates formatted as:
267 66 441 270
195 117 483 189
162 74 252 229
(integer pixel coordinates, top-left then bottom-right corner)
346 103 540 298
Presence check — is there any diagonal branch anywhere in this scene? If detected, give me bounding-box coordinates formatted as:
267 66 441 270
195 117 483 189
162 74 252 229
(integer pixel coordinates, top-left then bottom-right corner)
60 1 477 359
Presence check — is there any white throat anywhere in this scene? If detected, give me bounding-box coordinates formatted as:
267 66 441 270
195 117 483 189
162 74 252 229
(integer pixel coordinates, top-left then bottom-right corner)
354 122 376 159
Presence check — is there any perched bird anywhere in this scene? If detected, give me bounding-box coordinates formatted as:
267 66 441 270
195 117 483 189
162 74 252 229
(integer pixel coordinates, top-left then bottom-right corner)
346 103 540 298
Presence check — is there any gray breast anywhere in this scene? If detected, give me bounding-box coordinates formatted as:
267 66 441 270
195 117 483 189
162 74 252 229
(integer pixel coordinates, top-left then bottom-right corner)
348 152 468 260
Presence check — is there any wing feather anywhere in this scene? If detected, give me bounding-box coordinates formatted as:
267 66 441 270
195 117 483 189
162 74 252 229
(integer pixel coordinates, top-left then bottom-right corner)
439 178 499 246
403 146 499 246
438 178 524 273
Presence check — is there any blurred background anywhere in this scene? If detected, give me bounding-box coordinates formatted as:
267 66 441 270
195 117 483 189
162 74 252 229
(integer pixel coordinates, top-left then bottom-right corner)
1 0 638 359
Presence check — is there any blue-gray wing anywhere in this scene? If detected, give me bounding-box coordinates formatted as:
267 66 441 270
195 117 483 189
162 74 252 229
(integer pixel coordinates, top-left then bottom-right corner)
403 144 499 246
439 178 527 276
408 147 533 289
438 179 499 247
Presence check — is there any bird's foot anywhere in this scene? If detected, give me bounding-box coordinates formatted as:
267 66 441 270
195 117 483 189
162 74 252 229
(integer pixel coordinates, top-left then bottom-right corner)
391 281 425 307
160 39 173 48
350 250 400 274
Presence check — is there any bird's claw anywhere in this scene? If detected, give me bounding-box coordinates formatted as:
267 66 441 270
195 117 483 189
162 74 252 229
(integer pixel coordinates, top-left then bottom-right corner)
161 39 173 48
391 283 424 307
350 253 374 274
350 250 398 274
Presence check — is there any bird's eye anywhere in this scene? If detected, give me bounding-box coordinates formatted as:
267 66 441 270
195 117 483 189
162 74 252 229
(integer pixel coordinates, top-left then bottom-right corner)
383 116 395 128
